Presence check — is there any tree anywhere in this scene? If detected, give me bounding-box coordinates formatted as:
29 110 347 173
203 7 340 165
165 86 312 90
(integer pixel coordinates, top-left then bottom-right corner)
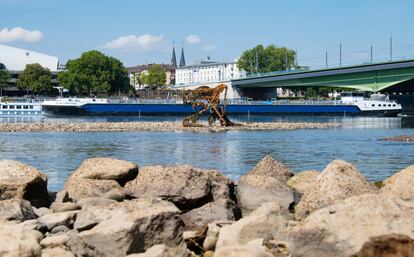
0 63 10 96
237 44 297 73
140 64 166 89
17 63 52 94
57 50 131 95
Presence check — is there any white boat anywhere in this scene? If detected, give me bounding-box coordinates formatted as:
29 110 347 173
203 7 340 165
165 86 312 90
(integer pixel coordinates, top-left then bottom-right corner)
0 98 42 116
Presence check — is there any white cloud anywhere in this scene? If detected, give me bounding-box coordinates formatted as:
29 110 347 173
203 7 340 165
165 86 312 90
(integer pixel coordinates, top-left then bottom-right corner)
202 44 216 52
186 34 201 45
0 27 43 43
103 34 164 51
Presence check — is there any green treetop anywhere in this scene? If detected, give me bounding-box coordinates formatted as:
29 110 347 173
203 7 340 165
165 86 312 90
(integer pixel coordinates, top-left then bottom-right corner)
57 50 131 95
237 44 297 74
17 63 52 94
0 63 10 96
140 64 167 89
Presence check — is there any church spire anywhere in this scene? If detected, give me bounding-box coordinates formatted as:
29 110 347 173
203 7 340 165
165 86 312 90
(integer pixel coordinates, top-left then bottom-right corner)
179 42 186 67
171 41 177 67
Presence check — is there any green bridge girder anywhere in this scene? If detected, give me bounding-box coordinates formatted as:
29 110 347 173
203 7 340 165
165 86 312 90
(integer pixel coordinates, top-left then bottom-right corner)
232 59 414 92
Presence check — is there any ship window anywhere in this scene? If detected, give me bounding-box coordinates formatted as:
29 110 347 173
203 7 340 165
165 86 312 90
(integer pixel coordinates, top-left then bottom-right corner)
29 106 34 109
9 105 15 109
23 105 29 109
2 105 7 109
371 104 375 107
388 104 391 107
393 104 396 107
16 105 22 109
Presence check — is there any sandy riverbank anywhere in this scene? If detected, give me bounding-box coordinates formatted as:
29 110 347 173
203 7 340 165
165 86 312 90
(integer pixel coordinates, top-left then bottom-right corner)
0 121 339 132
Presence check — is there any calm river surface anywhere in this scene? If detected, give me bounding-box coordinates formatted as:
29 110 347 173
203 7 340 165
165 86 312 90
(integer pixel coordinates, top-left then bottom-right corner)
0 115 413 191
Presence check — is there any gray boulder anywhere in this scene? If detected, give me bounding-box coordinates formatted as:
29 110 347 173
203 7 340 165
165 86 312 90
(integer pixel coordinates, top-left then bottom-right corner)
68 198 184 257
214 239 274 257
289 193 414 257
294 160 376 219
381 164 414 201
50 202 81 213
216 202 288 248
0 160 48 207
41 247 75 257
76 197 118 208
236 156 295 214
0 221 43 257
287 170 320 194
40 234 70 248
349 234 414 257
0 199 37 221
125 244 190 257
38 211 77 231
64 157 138 201
124 165 240 229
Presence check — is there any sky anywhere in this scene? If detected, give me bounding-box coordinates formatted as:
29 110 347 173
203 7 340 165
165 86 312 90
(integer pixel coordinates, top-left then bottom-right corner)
1 0 414 69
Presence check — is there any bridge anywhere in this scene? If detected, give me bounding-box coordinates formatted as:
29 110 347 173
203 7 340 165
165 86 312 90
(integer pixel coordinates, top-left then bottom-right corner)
232 59 414 96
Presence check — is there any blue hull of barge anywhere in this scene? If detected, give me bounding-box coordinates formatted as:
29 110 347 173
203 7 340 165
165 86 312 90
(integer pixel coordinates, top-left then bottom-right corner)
80 103 362 115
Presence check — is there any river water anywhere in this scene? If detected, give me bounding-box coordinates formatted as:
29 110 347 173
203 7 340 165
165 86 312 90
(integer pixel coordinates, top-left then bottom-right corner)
0 115 413 191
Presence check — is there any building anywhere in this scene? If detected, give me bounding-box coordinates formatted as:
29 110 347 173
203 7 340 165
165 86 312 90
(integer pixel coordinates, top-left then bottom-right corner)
127 64 176 90
175 58 246 85
0 44 59 72
0 44 60 95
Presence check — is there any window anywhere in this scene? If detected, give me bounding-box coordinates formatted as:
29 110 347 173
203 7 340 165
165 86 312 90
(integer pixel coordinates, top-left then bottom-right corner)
29 106 34 109
371 104 375 107
2 105 7 109
23 105 29 109
9 105 15 109
16 105 22 109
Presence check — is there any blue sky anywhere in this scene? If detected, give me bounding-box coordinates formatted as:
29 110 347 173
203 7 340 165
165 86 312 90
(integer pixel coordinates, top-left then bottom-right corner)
1 0 414 69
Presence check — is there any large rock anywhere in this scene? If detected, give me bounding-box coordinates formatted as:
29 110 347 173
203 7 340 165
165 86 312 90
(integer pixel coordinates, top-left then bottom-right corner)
126 244 190 257
41 247 75 257
64 157 138 200
294 160 376 219
381 165 414 201
216 202 288 248
68 198 184 257
0 160 48 207
38 211 77 231
181 199 239 230
236 156 295 213
287 170 320 194
248 155 294 182
289 194 414 257
214 240 274 257
349 234 414 257
124 165 240 229
0 221 43 257
0 199 37 222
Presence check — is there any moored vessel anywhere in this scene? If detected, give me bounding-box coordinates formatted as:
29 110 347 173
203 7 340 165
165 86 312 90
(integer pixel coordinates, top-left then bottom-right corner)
41 92 402 117
0 98 42 116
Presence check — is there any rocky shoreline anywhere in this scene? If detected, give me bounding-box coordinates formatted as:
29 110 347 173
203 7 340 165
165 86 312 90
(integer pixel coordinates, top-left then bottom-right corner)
0 121 339 132
0 156 413 257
